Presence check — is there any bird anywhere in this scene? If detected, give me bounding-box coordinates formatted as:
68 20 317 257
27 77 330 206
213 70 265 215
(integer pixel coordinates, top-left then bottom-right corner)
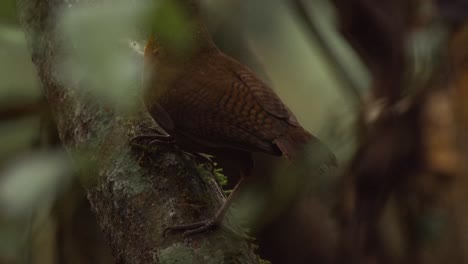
133 0 330 237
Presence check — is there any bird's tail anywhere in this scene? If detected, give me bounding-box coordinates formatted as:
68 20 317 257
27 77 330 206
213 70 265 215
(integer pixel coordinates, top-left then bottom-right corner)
274 126 315 160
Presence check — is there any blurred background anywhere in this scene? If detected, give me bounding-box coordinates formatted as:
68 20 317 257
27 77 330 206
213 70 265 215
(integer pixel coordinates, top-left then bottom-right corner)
0 0 467 263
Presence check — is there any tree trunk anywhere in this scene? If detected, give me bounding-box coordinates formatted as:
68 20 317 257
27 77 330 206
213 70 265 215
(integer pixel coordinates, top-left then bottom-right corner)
15 0 261 263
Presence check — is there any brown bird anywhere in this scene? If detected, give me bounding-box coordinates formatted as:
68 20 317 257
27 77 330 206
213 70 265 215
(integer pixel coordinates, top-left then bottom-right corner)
135 1 328 236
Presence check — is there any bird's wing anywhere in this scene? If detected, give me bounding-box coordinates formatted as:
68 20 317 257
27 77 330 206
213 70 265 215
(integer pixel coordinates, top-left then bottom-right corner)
231 66 300 127
168 56 304 155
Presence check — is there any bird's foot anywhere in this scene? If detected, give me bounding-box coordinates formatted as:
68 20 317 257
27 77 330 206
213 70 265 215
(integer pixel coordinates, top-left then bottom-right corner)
130 125 175 147
130 127 176 164
164 219 219 237
130 134 175 163
130 133 176 148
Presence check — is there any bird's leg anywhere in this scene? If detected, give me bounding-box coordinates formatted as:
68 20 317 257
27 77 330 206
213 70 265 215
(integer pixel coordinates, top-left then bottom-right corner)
131 128 215 168
164 176 245 237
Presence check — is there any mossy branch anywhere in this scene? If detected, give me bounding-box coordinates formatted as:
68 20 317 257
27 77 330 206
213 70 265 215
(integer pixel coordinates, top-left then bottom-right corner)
15 0 261 263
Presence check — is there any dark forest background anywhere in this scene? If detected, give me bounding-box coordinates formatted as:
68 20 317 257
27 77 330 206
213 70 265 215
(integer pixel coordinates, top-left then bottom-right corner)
0 0 467 263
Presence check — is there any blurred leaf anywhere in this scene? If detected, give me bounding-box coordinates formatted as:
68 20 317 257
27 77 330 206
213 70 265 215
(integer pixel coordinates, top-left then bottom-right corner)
0 117 40 162
0 215 29 263
232 187 268 228
143 0 195 55
59 1 145 110
0 25 41 107
58 0 198 111
0 151 73 217
0 0 17 25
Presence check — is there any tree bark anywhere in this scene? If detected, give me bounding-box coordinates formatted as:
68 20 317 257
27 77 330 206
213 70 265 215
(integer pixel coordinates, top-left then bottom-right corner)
16 0 261 263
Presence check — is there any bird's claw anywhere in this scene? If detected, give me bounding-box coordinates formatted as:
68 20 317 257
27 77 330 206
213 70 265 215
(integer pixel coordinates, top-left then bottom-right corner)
164 219 219 238
130 125 175 146
130 134 176 147
130 129 176 165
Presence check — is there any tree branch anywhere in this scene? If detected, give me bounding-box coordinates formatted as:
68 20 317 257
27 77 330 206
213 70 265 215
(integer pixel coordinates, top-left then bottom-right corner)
289 0 363 105
16 0 261 263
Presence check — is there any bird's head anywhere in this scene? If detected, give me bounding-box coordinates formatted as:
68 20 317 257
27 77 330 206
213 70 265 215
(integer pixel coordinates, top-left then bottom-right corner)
143 33 192 66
